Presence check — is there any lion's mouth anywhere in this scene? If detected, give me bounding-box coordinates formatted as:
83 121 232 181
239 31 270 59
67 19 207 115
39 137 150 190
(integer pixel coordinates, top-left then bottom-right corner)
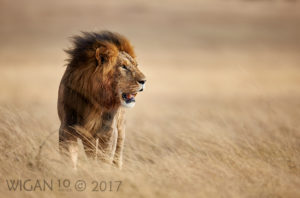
122 93 137 104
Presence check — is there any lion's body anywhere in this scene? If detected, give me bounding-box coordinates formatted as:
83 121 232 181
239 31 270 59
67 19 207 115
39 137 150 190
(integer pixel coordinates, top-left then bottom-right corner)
57 31 146 168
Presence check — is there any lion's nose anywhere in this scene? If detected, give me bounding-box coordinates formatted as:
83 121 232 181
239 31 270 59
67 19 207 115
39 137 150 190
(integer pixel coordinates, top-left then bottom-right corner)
138 80 146 85
138 80 146 92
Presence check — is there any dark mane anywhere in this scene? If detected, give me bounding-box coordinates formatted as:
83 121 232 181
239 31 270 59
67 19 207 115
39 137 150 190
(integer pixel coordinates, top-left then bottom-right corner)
65 31 135 68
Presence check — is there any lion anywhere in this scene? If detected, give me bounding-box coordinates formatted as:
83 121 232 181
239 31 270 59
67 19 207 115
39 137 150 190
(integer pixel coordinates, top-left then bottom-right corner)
57 31 146 169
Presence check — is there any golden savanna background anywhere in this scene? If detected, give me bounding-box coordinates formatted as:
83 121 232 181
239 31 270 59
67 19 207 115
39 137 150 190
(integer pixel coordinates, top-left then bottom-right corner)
1 0 300 197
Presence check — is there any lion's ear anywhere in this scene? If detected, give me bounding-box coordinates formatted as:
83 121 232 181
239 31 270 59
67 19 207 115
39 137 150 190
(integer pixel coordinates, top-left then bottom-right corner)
95 42 118 66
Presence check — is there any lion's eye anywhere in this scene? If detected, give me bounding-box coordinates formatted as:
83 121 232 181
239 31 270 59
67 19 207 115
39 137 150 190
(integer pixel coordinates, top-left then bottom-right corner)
121 65 129 70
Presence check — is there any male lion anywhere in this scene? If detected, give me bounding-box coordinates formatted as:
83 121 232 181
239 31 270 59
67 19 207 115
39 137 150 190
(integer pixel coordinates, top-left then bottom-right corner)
57 31 146 169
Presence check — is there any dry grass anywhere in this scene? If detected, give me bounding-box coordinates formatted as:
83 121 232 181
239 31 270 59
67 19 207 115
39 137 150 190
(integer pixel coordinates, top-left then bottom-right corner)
1 0 300 197
1 94 300 198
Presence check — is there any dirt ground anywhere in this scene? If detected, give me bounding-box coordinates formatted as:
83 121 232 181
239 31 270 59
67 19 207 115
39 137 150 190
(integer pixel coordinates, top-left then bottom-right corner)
0 0 300 197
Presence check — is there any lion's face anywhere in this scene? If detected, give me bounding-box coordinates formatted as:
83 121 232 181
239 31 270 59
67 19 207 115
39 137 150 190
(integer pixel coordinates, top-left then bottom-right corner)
116 51 146 108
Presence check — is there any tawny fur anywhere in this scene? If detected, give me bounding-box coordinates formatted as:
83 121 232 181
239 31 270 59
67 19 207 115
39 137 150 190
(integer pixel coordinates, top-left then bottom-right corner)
57 31 146 168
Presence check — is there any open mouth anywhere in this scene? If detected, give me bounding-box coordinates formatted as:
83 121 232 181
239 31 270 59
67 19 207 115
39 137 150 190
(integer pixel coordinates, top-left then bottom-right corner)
122 93 137 104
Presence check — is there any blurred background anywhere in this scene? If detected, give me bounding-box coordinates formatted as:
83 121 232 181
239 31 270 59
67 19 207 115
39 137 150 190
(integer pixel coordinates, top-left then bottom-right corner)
0 0 300 197
1 0 299 120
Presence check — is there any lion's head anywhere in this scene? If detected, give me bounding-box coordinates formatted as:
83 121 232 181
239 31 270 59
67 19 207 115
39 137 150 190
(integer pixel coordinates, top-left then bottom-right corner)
63 31 146 110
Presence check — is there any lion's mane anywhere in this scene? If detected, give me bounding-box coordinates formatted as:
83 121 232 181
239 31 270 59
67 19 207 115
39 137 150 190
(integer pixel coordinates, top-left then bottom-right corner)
60 31 135 114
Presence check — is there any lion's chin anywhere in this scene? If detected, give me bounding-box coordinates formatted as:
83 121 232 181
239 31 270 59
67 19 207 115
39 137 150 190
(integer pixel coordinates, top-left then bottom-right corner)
121 100 136 108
